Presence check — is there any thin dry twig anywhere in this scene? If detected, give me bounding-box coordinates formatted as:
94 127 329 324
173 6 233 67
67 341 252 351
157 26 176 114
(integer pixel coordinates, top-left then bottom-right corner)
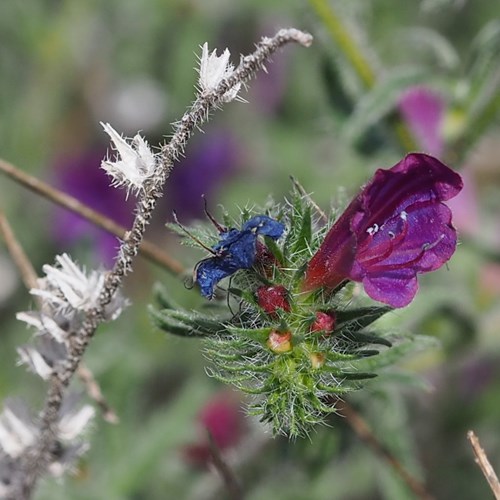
339 400 434 500
0 158 185 276
0 210 119 425
0 210 38 290
76 364 119 424
207 431 244 500
467 430 500 500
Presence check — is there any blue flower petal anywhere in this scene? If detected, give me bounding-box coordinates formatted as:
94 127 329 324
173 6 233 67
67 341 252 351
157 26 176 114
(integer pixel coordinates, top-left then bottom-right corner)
195 214 284 298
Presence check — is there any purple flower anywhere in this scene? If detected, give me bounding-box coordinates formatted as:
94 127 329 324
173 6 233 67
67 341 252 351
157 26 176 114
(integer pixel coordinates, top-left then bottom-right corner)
398 86 445 156
53 149 134 264
166 130 241 220
303 153 463 308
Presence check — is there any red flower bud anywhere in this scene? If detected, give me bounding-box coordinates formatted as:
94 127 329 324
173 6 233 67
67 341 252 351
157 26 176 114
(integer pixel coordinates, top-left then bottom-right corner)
310 311 336 335
267 330 292 353
256 285 291 315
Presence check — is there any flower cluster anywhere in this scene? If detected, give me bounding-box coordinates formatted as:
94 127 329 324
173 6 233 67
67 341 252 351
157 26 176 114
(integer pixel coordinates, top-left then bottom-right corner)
154 154 462 436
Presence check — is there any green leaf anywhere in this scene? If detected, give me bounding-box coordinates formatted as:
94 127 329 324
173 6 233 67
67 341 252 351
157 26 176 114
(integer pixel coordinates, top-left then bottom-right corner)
152 283 181 310
336 306 392 332
226 325 273 343
344 66 429 142
339 331 393 348
403 27 459 70
351 334 438 371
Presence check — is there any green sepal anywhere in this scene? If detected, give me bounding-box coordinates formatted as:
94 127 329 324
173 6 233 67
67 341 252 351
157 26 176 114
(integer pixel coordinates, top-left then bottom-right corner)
227 287 257 305
263 236 285 266
225 325 273 343
336 306 392 332
291 205 312 255
339 331 393 348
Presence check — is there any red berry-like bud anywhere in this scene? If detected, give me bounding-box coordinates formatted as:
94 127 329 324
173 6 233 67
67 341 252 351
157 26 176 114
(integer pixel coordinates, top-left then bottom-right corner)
256 285 291 315
310 311 336 335
267 330 292 353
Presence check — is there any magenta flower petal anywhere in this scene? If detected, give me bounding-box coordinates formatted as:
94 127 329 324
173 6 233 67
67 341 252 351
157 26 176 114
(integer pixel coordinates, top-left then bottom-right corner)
362 271 418 308
303 153 463 307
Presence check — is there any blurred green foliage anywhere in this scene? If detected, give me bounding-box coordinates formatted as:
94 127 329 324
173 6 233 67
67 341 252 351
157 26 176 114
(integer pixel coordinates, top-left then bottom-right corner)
1 0 500 498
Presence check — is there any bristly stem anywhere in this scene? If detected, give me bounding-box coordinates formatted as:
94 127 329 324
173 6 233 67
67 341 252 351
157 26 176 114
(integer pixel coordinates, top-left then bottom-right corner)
13 28 313 499
308 0 376 89
207 430 244 500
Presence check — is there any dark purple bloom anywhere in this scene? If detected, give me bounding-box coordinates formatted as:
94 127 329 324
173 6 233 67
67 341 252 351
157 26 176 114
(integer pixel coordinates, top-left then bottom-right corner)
196 215 285 298
52 149 134 264
303 153 463 308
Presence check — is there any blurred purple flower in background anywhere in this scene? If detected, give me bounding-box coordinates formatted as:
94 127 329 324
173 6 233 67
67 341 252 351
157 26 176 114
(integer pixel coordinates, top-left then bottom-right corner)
398 86 445 156
52 149 134 265
166 129 242 221
182 391 245 468
251 33 290 116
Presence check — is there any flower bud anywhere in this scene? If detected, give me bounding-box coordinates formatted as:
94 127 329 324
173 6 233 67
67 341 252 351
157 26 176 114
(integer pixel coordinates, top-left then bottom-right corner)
267 330 292 353
309 352 326 369
257 285 291 315
310 311 336 336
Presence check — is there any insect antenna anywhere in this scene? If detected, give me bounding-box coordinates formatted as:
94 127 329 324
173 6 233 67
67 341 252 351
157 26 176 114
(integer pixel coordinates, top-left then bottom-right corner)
172 210 216 255
202 195 226 233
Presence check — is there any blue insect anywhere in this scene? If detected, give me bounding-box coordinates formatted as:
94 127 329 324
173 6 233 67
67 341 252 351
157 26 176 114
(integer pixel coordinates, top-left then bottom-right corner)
195 215 285 298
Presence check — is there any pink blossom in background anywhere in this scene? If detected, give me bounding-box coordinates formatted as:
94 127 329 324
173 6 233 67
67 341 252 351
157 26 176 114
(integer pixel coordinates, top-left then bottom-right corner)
445 168 479 236
182 391 245 468
398 86 445 156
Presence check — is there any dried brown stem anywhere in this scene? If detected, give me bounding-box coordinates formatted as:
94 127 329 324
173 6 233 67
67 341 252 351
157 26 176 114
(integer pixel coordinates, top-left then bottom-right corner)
467 430 500 499
0 210 38 290
0 158 185 276
76 364 119 424
0 211 119 425
339 400 434 500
